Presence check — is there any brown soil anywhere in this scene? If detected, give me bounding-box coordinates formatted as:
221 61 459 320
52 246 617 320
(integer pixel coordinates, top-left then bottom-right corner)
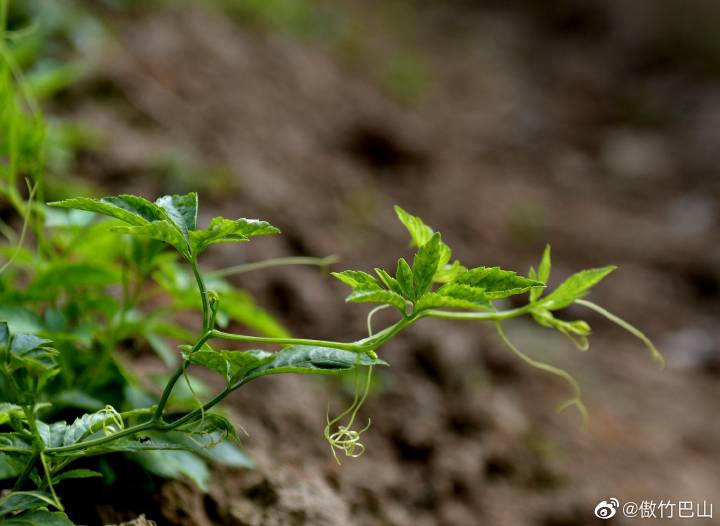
55 1 720 525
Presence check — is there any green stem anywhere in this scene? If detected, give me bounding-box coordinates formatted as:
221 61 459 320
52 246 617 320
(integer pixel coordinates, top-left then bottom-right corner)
210 314 417 353
191 257 211 332
152 331 212 421
207 255 339 278
40 452 63 511
420 304 534 321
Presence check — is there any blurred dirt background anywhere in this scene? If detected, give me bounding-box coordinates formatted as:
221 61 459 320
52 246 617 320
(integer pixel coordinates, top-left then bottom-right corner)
39 0 720 524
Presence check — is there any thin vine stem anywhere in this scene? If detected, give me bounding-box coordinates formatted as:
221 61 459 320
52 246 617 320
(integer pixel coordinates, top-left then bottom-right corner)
575 299 665 367
207 255 339 278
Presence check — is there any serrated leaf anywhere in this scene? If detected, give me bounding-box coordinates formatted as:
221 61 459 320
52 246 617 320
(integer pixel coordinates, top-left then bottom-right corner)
0 491 56 517
37 422 67 449
1 510 74 526
113 221 190 259
346 289 407 312
415 283 491 311
454 267 544 299
415 293 487 311
374 268 403 295
241 345 387 382
47 195 167 225
187 348 273 383
62 410 122 446
395 258 415 300
541 266 617 310
155 192 198 237
412 232 443 297
531 245 552 302
331 270 381 290
394 205 434 247
538 245 552 284
434 260 467 284
6 334 58 376
189 217 279 254
395 206 453 282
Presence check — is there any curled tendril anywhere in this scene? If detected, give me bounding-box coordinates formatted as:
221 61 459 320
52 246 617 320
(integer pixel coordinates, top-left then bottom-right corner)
495 321 589 427
100 405 125 436
324 356 374 464
324 306 382 463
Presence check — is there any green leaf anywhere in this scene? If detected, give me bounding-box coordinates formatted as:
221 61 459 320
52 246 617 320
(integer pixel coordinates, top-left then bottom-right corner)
47 195 167 226
394 206 453 281
113 221 190 259
0 453 26 480
331 270 381 290
189 217 279 254
0 322 8 346
5 334 59 378
155 192 198 237
198 440 254 469
0 308 43 334
187 347 274 383
130 450 210 491
530 245 551 302
374 268 403 296
37 422 67 449
0 404 23 425
241 345 387 382
1 510 75 526
394 205 434 247
416 283 491 311
61 410 123 446
434 260 467 284
412 233 443 297
0 491 56 517
0 434 32 454
395 258 415 300
346 289 407 312
454 267 544 299
541 266 617 310
538 245 552 284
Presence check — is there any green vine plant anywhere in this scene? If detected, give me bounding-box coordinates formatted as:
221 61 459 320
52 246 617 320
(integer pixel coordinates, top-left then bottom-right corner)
0 191 663 524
